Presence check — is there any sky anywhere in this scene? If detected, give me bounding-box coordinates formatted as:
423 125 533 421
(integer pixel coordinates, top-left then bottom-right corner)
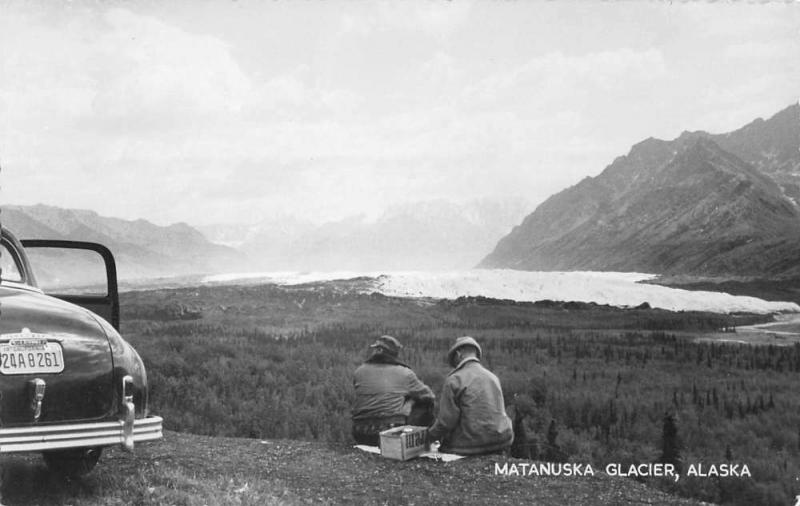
1 1 798 227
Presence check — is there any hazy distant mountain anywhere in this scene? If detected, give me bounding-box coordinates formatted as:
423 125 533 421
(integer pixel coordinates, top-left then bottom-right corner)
201 198 531 271
197 215 317 251
2 205 245 283
480 104 800 278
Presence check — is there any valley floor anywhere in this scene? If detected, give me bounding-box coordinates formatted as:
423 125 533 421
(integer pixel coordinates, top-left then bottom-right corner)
692 312 800 346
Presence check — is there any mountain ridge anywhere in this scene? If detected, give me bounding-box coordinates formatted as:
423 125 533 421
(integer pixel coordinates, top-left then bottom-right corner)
480 103 800 277
1 204 246 283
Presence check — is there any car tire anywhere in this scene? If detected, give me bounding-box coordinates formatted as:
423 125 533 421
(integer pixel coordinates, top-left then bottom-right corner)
42 447 103 477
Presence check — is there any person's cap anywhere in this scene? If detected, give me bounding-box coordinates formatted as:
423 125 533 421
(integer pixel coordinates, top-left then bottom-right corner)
447 336 482 364
370 335 403 357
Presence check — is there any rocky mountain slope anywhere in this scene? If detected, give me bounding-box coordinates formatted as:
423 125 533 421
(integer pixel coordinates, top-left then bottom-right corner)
2 205 245 283
480 104 800 277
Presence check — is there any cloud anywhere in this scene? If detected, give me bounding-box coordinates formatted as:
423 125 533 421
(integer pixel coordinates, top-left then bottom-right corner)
683 2 799 38
407 2 474 38
245 68 363 121
88 8 251 129
723 41 793 62
463 48 667 107
2 2 797 227
338 2 474 38
1 7 253 133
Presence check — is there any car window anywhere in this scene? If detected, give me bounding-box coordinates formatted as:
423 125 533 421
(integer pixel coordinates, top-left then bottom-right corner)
1 242 24 283
25 247 108 295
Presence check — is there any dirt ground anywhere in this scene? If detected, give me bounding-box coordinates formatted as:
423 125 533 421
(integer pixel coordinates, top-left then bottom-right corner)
0 431 703 506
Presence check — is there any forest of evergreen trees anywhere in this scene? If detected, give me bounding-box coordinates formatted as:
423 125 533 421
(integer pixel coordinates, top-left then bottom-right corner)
120 284 800 506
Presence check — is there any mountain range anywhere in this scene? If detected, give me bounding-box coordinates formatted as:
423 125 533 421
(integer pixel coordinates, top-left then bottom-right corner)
480 103 800 278
1 205 245 284
2 198 529 285
199 198 530 271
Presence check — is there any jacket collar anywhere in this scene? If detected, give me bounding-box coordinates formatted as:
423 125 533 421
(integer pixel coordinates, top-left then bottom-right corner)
365 354 410 368
450 356 480 374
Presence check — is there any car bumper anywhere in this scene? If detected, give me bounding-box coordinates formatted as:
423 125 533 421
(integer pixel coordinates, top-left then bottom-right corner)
0 415 163 453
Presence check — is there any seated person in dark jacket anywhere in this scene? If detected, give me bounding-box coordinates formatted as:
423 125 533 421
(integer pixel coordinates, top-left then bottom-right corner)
427 336 514 455
352 335 434 446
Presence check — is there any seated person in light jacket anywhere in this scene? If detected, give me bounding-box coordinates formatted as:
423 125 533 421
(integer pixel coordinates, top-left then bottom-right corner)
427 336 514 455
352 335 434 446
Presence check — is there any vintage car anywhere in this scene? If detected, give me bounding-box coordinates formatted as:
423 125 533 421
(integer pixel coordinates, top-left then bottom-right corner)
0 228 162 475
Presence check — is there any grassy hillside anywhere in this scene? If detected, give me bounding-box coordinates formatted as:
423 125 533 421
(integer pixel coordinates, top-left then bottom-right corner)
0 431 701 506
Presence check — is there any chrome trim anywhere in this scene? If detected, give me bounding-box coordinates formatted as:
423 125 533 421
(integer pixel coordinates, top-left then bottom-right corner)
0 416 163 453
0 280 43 293
121 375 135 451
0 333 66 343
29 378 46 421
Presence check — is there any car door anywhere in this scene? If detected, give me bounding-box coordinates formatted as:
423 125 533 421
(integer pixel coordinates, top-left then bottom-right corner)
20 240 120 331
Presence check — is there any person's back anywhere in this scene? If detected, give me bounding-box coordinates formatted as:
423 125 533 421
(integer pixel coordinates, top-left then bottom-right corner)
439 358 513 454
353 358 426 421
351 335 433 445
428 336 513 455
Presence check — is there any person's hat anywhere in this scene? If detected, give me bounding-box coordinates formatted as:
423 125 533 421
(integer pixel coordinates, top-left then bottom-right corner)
370 335 403 357
447 336 482 365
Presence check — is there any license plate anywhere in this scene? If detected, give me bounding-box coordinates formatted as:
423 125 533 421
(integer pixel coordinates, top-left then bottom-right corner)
0 338 64 375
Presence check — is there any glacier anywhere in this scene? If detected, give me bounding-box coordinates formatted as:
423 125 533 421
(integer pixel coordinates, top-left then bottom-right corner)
202 269 800 315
